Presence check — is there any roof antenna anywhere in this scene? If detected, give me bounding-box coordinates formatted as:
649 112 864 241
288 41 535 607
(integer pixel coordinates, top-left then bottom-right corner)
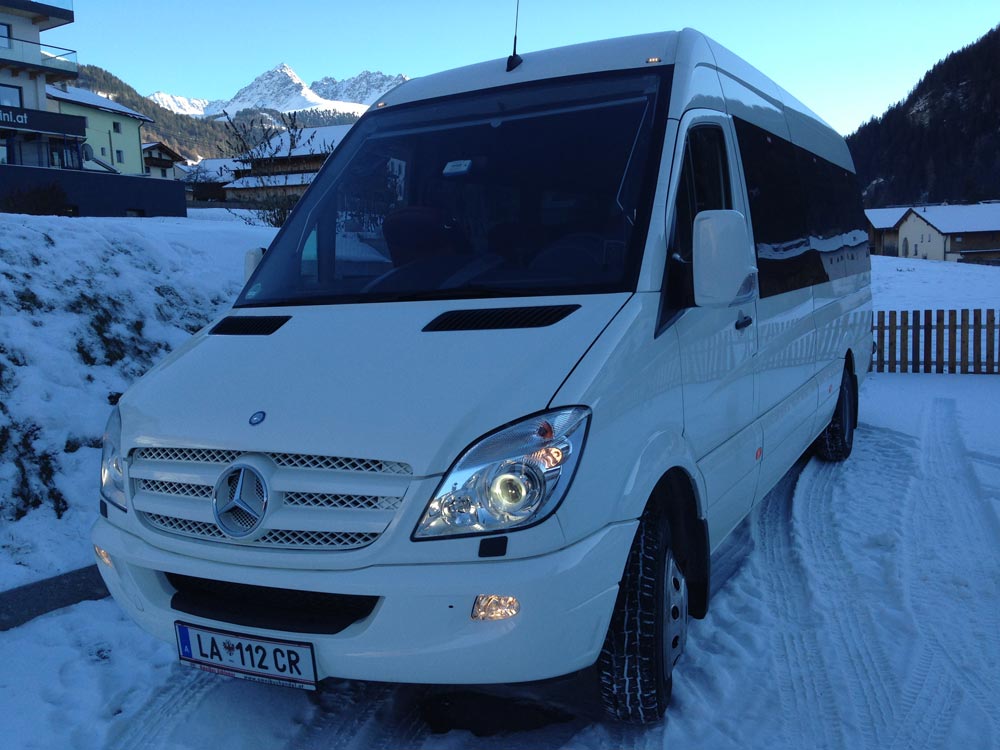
506 0 523 72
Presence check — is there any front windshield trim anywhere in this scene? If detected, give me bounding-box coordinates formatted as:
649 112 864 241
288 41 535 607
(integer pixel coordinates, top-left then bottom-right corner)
235 67 673 310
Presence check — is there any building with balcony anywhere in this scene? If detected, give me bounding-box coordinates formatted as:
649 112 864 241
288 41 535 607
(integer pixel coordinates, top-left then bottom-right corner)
0 1 184 216
1 0 83 169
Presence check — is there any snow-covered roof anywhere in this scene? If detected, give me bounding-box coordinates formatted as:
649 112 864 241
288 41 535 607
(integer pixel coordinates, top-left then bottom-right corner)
185 157 240 182
46 85 154 122
906 204 1000 235
225 173 316 190
266 124 352 157
865 207 909 230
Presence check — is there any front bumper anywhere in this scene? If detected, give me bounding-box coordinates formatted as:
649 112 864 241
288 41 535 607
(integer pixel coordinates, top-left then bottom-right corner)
92 517 636 684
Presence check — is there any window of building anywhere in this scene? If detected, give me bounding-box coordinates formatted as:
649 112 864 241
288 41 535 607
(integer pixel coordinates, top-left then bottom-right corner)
100 146 107 156
145 166 150 174
112 122 122 134
0 83 22 108
160 168 168 178
115 149 124 163
0 24 11 50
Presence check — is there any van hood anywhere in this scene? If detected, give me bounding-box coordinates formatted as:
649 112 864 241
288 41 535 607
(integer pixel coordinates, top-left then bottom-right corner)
120 295 628 476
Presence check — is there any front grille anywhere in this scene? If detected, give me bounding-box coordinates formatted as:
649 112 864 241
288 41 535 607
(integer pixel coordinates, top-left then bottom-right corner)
142 513 379 550
140 479 214 499
167 573 379 634
283 491 402 510
145 513 225 539
134 447 412 475
130 445 410 553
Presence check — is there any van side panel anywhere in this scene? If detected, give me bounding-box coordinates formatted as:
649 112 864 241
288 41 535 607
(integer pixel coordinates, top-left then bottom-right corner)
549 293 701 544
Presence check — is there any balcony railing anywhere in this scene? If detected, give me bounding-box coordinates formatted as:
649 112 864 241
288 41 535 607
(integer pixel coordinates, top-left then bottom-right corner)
0 1 74 29
0 36 78 78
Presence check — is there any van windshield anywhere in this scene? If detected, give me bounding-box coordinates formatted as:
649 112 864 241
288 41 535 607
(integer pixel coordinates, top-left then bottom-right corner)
236 70 669 308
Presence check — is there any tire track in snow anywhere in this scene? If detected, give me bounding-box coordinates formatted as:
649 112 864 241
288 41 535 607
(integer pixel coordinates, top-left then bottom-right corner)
104 667 215 750
793 425 912 748
753 470 847 749
291 682 430 750
904 398 1000 738
887 650 961 750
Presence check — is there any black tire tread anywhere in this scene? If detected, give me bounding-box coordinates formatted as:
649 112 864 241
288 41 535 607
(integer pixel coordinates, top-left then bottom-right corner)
598 504 671 723
816 368 856 462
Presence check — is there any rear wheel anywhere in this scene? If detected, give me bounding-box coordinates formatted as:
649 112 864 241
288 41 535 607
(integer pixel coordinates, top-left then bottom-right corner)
598 503 688 723
816 366 856 461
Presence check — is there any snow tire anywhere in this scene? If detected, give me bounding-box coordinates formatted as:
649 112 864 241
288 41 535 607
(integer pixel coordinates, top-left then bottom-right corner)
598 502 688 724
815 366 856 462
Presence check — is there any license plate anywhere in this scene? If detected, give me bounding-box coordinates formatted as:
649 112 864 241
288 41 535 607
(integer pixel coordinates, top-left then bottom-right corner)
175 622 317 690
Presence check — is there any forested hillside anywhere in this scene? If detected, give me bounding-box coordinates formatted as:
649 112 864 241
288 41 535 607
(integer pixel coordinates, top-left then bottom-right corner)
76 66 232 161
847 24 1000 207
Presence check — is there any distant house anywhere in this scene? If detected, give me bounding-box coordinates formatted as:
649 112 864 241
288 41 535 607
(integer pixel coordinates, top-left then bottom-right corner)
142 141 184 179
46 83 152 174
864 207 908 257
184 156 239 201
896 204 1000 264
223 124 350 203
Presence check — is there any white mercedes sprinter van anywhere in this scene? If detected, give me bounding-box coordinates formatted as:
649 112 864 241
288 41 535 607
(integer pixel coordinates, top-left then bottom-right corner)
94 28 871 723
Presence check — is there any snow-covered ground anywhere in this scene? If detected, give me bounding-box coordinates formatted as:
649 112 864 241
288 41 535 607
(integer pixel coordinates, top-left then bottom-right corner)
1 215 998 747
870 255 1000 310
2 374 997 749
0 213 276 588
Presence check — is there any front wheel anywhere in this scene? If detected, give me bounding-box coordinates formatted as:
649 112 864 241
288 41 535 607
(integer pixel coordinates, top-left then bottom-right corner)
815 367 856 461
598 503 689 723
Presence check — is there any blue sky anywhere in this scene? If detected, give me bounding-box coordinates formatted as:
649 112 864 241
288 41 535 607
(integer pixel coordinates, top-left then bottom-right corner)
46 0 998 135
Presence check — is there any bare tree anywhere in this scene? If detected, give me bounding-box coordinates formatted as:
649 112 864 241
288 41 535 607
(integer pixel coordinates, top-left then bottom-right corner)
221 110 324 227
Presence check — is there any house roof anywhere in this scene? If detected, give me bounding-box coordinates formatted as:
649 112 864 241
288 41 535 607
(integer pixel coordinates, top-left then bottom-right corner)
906 204 1000 235
46 85 154 123
865 207 909 230
184 157 240 182
142 142 185 162
266 124 353 157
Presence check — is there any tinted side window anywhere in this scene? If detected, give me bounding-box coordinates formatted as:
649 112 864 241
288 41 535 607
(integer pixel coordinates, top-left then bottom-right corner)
735 118 869 297
733 119 811 297
666 125 732 310
797 150 870 283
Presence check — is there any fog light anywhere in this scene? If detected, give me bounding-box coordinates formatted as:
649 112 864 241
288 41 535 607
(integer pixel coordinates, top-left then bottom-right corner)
94 544 113 568
472 594 520 621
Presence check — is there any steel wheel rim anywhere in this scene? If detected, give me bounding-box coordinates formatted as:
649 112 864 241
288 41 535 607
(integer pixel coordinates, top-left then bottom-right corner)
663 551 688 673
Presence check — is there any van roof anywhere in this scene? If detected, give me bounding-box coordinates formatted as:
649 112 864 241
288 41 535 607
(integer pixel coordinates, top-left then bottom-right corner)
377 28 853 172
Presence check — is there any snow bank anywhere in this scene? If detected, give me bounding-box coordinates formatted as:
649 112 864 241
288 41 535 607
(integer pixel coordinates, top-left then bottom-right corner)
0 213 276 588
871 255 1000 311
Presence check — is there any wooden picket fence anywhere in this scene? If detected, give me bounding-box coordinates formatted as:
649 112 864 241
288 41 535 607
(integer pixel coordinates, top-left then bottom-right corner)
872 309 1000 374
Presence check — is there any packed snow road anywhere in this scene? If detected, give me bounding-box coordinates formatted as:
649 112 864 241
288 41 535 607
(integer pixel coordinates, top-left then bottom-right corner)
2 374 998 749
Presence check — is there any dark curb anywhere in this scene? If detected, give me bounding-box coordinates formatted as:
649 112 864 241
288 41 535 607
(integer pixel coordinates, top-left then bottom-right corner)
0 565 109 631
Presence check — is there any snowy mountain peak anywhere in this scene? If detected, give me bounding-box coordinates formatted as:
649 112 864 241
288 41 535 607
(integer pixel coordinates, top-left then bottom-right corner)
310 71 408 106
148 64 399 119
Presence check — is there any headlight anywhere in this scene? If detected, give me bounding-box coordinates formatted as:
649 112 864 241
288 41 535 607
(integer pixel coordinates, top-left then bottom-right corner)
100 406 127 512
413 407 590 539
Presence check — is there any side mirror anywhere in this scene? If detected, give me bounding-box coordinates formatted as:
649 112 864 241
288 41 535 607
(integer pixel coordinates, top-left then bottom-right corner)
692 210 757 308
244 247 264 283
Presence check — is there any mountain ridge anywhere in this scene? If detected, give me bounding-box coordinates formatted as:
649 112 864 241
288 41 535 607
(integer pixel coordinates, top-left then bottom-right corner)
148 65 407 118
